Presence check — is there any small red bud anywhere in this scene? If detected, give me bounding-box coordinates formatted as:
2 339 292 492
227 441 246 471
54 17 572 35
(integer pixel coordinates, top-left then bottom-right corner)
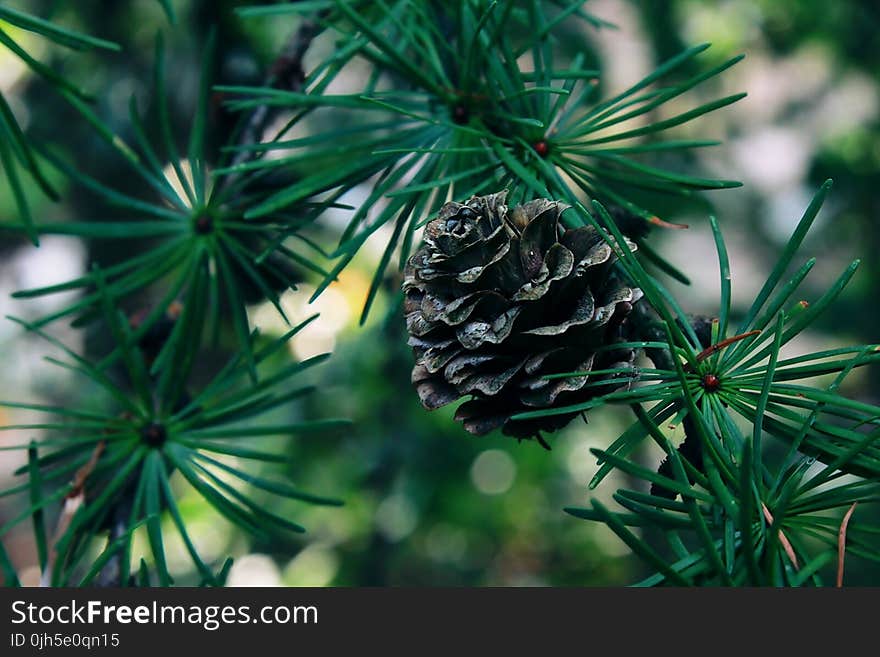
452 105 469 124
194 214 214 235
534 140 549 157
701 373 721 392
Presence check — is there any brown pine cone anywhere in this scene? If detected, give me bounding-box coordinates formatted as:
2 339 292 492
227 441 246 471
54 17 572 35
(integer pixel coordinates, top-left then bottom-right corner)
403 191 642 442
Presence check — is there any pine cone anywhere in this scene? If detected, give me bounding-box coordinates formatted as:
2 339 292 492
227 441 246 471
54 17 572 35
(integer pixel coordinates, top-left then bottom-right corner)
403 191 643 442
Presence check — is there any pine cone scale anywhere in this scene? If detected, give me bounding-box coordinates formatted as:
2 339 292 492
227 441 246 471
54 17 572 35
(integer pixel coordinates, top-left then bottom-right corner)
455 306 522 350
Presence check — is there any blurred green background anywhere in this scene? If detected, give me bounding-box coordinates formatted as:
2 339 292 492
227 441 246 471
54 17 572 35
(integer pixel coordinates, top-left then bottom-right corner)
1 0 879 586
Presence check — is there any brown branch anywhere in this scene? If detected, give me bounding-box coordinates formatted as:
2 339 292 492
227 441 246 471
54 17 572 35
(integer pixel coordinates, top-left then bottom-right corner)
647 215 688 230
68 441 106 499
41 441 106 586
762 502 799 570
837 502 857 588
695 330 761 363
225 13 327 177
